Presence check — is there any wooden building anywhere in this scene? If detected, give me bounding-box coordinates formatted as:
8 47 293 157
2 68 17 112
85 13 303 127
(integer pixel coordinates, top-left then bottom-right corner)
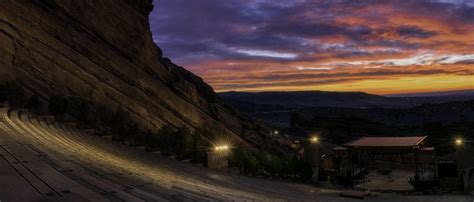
335 136 436 189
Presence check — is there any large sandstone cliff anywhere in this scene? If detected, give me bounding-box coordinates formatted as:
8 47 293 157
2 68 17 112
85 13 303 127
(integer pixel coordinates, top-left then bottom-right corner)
0 0 289 153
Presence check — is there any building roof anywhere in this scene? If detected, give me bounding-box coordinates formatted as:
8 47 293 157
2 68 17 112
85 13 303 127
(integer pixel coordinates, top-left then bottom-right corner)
345 136 427 147
419 147 435 151
333 146 348 151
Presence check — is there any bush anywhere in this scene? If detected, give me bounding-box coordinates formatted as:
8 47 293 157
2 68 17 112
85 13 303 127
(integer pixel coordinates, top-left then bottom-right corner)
0 82 25 107
156 124 176 154
231 149 313 181
66 96 87 119
267 155 283 175
126 122 140 146
175 126 193 158
153 125 207 161
295 158 313 182
189 130 207 162
231 147 260 175
46 94 211 163
26 94 42 114
48 95 68 115
282 157 298 177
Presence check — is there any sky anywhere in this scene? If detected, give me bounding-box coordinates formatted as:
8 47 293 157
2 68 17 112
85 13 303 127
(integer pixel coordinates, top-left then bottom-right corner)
150 0 474 94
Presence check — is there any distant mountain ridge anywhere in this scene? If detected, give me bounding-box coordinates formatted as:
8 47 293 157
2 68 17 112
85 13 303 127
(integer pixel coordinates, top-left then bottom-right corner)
386 89 474 97
220 90 474 127
219 90 474 110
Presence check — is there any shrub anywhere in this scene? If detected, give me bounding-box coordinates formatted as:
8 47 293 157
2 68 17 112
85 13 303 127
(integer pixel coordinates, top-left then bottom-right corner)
232 149 313 181
0 82 25 107
126 122 140 146
175 126 193 158
155 125 208 161
231 148 261 175
26 94 42 114
267 155 283 175
295 158 313 182
48 95 68 115
156 124 176 154
66 96 86 119
189 130 207 162
46 94 211 162
282 157 298 177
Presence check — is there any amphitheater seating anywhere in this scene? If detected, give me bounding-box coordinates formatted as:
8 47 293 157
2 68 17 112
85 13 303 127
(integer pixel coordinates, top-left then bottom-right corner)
0 108 320 201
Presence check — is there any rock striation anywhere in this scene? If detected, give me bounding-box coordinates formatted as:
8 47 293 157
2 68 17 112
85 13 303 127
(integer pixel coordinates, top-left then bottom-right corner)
0 0 290 153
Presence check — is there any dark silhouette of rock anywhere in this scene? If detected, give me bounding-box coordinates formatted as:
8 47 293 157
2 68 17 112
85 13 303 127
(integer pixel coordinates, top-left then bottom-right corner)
0 0 289 153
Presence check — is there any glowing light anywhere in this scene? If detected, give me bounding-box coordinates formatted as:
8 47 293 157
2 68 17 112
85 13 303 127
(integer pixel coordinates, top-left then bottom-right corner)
214 145 230 151
274 130 279 135
455 138 463 146
310 136 319 143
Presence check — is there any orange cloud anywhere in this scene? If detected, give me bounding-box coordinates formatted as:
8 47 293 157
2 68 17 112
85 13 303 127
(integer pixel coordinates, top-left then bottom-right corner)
152 0 474 94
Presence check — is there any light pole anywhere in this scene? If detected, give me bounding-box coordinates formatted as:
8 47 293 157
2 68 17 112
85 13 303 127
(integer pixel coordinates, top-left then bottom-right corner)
454 137 473 193
304 135 321 184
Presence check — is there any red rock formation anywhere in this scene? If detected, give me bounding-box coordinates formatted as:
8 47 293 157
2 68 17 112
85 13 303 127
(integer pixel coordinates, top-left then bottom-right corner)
0 0 290 153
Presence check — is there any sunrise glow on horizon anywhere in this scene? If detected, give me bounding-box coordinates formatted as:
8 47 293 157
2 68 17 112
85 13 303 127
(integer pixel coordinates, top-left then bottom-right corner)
150 0 474 94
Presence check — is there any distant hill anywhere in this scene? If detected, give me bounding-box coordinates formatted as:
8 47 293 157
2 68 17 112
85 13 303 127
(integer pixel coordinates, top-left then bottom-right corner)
220 90 474 111
288 101 474 155
386 89 474 97
219 90 474 127
297 100 474 126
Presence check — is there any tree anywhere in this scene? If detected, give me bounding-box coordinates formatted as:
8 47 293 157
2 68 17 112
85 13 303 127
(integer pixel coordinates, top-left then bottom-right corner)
0 82 17 102
3 83 26 108
144 131 160 151
295 158 313 182
267 155 283 175
48 95 68 115
190 131 207 162
282 157 298 177
26 94 42 114
175 126 193 158
256 150 271 174
126 122 139 146
66 96 86 119
110 107 129 142
156 124 176 154
231 148 261 175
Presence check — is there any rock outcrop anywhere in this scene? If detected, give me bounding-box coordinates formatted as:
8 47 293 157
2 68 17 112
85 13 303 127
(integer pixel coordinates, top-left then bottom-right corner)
0 0 290 153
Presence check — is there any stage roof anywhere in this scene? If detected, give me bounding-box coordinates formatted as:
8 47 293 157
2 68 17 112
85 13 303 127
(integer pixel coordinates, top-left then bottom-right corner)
345 136 427 148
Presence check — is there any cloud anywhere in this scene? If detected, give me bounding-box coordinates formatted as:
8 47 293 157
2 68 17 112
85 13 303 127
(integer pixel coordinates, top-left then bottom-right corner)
296 66 334 71
150 0 474 94
233 49 298 59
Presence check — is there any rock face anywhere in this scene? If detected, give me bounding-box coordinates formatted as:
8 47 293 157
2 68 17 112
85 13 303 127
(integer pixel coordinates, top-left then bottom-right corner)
0 0 289 153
